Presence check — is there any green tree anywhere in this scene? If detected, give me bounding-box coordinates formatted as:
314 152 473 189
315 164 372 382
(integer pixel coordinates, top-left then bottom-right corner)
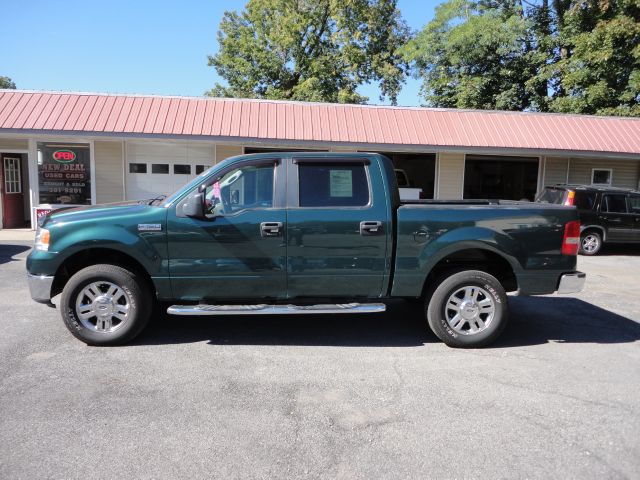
550 0 640 116
404 0 640 116
402 0 545 111
207 0 411 104
0 76 16 89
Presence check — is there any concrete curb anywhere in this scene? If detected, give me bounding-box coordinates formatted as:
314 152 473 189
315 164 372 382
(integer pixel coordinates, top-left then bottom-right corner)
0 229 35 242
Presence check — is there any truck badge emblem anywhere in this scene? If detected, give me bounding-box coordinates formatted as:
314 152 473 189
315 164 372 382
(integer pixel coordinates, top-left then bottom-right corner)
138 224 162 232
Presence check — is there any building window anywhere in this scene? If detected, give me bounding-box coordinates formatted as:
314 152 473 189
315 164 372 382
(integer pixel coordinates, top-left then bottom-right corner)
37 142 91 205
3 157 22 194
592 169 612 186
129 163 147 173
174 164 191 175
195 165 210 175
151 164 169 174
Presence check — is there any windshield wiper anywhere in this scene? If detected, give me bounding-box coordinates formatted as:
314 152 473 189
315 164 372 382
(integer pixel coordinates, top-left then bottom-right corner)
147 195 167 205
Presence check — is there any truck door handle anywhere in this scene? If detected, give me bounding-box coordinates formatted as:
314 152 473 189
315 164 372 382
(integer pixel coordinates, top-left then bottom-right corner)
260 222 283 237
360 221 383 236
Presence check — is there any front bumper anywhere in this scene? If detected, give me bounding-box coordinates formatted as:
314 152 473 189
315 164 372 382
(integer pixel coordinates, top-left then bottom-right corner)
27 273 54 304
557 272 586 294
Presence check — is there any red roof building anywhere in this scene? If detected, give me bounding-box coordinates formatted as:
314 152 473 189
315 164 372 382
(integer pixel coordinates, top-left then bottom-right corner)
0 90 639 228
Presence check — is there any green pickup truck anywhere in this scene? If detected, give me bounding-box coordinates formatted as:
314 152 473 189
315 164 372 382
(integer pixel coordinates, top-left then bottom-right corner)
27 152 585 348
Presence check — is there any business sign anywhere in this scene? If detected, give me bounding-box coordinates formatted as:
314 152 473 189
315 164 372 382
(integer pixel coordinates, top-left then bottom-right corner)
37 143 91 205
35 207 53 220
53 150 77 163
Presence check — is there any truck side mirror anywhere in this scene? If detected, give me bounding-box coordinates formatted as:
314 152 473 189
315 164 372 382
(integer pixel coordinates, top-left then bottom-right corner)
183 192 205 218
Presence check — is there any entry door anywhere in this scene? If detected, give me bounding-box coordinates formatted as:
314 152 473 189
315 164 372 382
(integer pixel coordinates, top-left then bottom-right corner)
600 194 635 242
1 156 25 229
167 159 287 301
286 158 390 299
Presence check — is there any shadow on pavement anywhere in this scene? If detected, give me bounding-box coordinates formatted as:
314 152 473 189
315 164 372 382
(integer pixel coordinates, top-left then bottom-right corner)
0 244 31 265
494 296 640 347
592 244 640 256
133 296 640 348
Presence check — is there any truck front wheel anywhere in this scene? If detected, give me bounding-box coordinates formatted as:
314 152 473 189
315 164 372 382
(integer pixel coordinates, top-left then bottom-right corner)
425 270 508 348
60 264 153 346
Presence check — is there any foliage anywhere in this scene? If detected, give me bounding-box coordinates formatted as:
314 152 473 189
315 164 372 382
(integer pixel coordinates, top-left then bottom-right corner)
551 0 640 116
403 0 640 116
207 0 411 104
0 76 16 89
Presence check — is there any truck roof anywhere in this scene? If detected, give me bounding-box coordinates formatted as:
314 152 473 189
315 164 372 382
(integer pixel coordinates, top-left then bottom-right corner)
226 151 388 161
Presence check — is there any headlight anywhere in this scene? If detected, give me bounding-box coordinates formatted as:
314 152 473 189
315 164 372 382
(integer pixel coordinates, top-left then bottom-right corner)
34 227 50 251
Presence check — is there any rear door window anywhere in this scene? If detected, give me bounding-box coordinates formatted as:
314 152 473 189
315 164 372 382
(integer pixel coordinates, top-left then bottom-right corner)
628 195 640 214
573 191 597 210
298 163 370 207
602 194 629 213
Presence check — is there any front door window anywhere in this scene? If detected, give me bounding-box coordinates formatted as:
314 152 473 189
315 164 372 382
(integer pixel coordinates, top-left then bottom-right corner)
204 164 274 216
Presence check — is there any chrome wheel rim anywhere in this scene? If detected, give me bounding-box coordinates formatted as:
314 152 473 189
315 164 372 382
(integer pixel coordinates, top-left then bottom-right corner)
445 286 495 335
582 234 599 253
75 281 130 333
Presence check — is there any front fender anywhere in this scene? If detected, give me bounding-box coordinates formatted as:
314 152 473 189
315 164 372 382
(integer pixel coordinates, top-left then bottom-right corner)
27 223 168 278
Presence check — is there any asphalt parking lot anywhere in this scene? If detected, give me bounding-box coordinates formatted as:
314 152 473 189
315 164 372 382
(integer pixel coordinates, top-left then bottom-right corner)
1 240 639 479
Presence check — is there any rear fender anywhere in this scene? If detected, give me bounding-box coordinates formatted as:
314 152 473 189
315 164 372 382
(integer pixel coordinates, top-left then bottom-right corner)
391 226 522 297
580 224 606 242
417 227 522 277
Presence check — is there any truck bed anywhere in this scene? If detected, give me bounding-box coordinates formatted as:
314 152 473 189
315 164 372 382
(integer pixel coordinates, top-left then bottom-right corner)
391 200 578 297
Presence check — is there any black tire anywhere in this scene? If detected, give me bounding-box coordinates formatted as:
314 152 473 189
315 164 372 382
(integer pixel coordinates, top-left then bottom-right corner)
579 231 602 256
425 270 508 348
60 264 153 346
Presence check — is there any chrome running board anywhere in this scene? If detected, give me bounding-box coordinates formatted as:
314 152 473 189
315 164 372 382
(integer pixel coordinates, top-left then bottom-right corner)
167 302 386 316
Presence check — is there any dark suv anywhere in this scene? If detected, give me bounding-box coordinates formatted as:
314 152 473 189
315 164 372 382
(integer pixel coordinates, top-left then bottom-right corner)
536 184 640 255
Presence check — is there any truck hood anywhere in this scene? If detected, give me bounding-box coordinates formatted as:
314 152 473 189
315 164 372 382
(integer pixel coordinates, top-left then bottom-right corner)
43 200 162 226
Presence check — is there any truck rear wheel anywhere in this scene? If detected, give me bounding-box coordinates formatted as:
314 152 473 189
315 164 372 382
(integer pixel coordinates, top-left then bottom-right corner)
60 264 152 346
425 270 508 348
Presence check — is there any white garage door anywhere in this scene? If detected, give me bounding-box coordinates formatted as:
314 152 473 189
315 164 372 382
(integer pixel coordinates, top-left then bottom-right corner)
125 142 214 200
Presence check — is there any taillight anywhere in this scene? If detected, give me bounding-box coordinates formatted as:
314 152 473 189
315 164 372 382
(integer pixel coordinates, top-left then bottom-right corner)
564 190 575 206
562 220 580 255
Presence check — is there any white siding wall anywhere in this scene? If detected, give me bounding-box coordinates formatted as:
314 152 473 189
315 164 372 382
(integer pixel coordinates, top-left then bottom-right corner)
0 138 28 151
95 141 124 204
436 152 465 199
216 144 243 162
568 157 639 189
543 156 640 189
543 157 569 186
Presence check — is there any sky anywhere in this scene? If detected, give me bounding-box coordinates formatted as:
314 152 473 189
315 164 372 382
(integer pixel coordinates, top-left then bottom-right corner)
2 0 438 107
